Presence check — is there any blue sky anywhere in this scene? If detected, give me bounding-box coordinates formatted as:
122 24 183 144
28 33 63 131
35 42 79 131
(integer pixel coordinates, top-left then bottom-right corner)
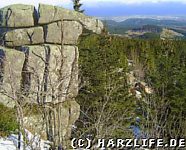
0 0 186 17
83 1 186 16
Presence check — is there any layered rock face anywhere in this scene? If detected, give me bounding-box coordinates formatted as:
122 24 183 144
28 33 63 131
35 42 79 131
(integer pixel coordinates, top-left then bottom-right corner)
0 3 103 148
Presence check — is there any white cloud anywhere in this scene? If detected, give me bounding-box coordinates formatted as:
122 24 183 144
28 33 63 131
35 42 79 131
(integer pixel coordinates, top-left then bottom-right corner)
0 0 186 8
81 0 186 3
0 0 72 9
82 0 186 5
80 0 186 8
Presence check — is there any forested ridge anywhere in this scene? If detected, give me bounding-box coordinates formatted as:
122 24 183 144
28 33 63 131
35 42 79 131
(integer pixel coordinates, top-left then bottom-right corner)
76 34 186 143
0 27 186 149
104 18 186 39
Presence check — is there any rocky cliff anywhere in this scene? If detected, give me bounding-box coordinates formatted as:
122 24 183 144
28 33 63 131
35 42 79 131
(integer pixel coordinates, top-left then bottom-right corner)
0 3 103 148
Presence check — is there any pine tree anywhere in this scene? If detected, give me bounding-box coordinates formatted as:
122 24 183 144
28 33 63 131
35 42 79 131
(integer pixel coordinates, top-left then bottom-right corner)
72 0 84 13
76 34 136 140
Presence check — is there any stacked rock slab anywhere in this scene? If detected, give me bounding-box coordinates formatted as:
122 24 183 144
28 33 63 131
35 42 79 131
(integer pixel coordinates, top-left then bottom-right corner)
0 3 103 148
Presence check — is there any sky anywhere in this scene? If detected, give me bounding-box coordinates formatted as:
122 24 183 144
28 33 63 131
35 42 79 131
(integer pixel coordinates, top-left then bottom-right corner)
0 0 186 17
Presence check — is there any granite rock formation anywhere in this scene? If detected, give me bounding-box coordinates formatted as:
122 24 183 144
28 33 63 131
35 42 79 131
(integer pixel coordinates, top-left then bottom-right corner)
0 3 103 148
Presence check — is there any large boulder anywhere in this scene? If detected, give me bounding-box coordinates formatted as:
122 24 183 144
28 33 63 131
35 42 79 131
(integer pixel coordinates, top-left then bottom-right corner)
4 27 44 47
38 4 104 34
45 21 83 44
0 4 37 27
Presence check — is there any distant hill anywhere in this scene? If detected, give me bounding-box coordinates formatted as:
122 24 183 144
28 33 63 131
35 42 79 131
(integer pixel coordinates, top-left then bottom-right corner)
103 18 186 39
104 18 186 28
131 25 162 33
118 18 186 27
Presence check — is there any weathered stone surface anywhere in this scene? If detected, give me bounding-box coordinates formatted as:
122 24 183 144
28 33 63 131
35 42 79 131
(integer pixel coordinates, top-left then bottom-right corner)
50 100 80 138
38 4 56 24
68 100 80 125
79 16 104 34
0 46 24 108
20 44 78 103
68 47 79 98
0 4 37 27
65 100 80 138
0 44 80 143
4 27 44 47
23 100 80 140
60 46 79 100
38 4 104 34
45 21 83 44
23 115 47 139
